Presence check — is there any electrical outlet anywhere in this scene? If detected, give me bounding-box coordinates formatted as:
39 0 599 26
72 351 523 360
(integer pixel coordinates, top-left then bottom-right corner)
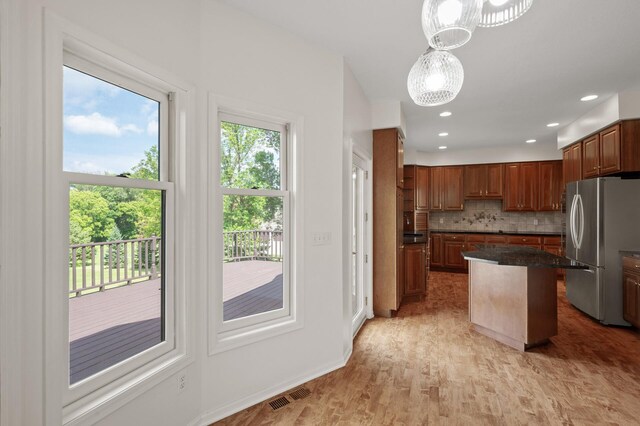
439 218 444 224
177 373 186 392
311 232 332 246
533 219 539 226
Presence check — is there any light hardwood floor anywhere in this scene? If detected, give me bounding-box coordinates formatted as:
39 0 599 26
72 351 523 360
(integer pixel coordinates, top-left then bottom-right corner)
213 271 640 425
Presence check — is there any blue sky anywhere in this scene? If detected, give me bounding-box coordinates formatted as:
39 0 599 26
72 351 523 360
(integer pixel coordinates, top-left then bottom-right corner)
63 66 159 177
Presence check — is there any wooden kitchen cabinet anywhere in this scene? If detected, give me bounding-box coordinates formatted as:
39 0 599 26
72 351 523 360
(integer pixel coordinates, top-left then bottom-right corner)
538 161 563 211
430 166 464 211
563 142 583 186
582 134 601 179
464 164 503 199
507 235 542 249
504 162 539 212
404 243 426 298
443 234 466 269
373 128 405 317
403 165 429 233
623 255 640 327
599 124 621 175
430 233 443 267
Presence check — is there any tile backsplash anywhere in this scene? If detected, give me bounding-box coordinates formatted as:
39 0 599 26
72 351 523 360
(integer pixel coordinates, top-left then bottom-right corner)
429 200 563 233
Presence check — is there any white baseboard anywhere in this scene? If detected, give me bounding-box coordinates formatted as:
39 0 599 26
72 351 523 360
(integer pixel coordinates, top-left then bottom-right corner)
196 354 350 425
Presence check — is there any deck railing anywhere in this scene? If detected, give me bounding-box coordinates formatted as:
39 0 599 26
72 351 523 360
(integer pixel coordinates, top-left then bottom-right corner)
69 230 282 297
223 230 283 262
69 237 161 297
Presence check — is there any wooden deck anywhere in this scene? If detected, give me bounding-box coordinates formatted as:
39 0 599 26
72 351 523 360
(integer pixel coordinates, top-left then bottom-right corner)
69 260 282 383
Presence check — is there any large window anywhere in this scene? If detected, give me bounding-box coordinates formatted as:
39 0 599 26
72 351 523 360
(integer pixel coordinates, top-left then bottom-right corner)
62 52 174 392
218 113 290 331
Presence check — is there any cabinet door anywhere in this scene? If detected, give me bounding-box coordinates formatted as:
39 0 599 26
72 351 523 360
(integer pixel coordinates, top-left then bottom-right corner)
430 167 443 211
416 166 430 210
404 244 426 297
503 163 521 211
397 246 404 309
430 233 443 267
443 166 464 211
599 124 621 175
553 161 563 210
520 162 539 211
538 161 555 211
485 164 504 198
563 148 571 187
443 241 465 269
570 143 583 182
583 134 600 178
464 165 485 198
623 273 639 326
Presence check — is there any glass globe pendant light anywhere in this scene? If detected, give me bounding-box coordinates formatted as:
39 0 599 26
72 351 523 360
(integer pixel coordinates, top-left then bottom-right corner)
478 0 533 28
422 0 484 50
407 48 464 107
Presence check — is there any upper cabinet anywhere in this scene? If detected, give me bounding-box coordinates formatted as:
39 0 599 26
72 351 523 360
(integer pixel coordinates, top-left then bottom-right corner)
538 161 563 212
504 162 539 211
464 164 503 199
397 133 404 188
563 120 640 183
563 142 582 186
431 166 464 211
403 165 429 233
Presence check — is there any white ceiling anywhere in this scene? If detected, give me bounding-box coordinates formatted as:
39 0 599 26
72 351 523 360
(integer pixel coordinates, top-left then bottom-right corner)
221 0 640 152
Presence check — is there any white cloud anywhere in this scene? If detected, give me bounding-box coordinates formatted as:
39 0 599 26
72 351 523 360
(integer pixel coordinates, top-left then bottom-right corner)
64 113 142 137
147 120 158 136
70 160 107 174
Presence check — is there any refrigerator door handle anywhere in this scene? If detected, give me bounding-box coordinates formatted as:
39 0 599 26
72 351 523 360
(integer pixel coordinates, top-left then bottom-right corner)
577 194 585 249
570 194 579 249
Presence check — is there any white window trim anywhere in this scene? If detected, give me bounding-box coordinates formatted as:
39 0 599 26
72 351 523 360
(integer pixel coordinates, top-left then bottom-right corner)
43 12 194 425
208 94 305 355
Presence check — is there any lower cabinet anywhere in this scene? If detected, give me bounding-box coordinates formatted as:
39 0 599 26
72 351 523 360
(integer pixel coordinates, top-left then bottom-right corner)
430 233 444 267
404 243 427 298
623 256 640 327
443 235 466 269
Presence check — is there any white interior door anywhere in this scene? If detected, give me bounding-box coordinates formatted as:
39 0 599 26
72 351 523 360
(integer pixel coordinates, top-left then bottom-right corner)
352 153 368 335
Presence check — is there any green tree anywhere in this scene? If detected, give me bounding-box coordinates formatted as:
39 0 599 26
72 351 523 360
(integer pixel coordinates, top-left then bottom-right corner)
69 190 115 242
220 122 282 231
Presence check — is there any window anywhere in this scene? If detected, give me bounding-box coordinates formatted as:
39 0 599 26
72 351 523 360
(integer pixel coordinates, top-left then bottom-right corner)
218 113 290 330
62 51 175 396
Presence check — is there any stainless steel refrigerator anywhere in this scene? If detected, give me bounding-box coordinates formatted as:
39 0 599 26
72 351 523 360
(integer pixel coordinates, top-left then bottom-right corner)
566 177 640 325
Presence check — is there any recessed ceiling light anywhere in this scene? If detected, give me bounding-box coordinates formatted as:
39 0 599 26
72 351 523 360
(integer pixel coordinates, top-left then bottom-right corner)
438 146 447 150
526 139 537 144
440 111 452 117
581 94 598 102
547 122 560 128
439 132 449 137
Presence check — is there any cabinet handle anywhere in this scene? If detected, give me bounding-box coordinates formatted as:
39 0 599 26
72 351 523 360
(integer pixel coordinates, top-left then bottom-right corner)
460 204 463 209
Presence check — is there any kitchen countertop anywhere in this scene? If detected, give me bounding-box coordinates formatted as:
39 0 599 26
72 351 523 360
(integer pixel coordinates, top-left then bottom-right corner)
462 244 587 269
620 250 640 258
403 235 428 244
430 229 562 236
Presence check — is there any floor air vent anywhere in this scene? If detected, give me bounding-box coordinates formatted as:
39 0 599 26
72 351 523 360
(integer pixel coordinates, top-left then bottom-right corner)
289 387 311 400
268 396 291 411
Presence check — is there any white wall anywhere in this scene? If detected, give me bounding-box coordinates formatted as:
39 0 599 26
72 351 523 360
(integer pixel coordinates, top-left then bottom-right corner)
408 141 561 166
372 100 407 137
2 0 351 425
198 1 346 423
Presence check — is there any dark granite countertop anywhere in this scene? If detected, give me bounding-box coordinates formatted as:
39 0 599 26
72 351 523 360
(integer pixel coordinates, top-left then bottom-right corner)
430 229 562 236
462 244 587 269
403 234 428 244
620 250 640 258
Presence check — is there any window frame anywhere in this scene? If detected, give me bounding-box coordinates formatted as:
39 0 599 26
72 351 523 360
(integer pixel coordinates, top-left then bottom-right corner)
218 112 290 332
208 95 304 354
43 14 192 424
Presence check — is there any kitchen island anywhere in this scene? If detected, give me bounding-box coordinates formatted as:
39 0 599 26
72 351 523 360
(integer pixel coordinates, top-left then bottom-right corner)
462 245 587 351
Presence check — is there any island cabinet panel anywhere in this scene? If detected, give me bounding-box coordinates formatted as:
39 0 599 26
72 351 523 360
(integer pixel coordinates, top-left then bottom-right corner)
373 128 405 317
538 161 563 212
430 233 444 267
583 134 600 178
623 255 640 327
404 244 426 297
464 164 503 199
504 162 539 212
